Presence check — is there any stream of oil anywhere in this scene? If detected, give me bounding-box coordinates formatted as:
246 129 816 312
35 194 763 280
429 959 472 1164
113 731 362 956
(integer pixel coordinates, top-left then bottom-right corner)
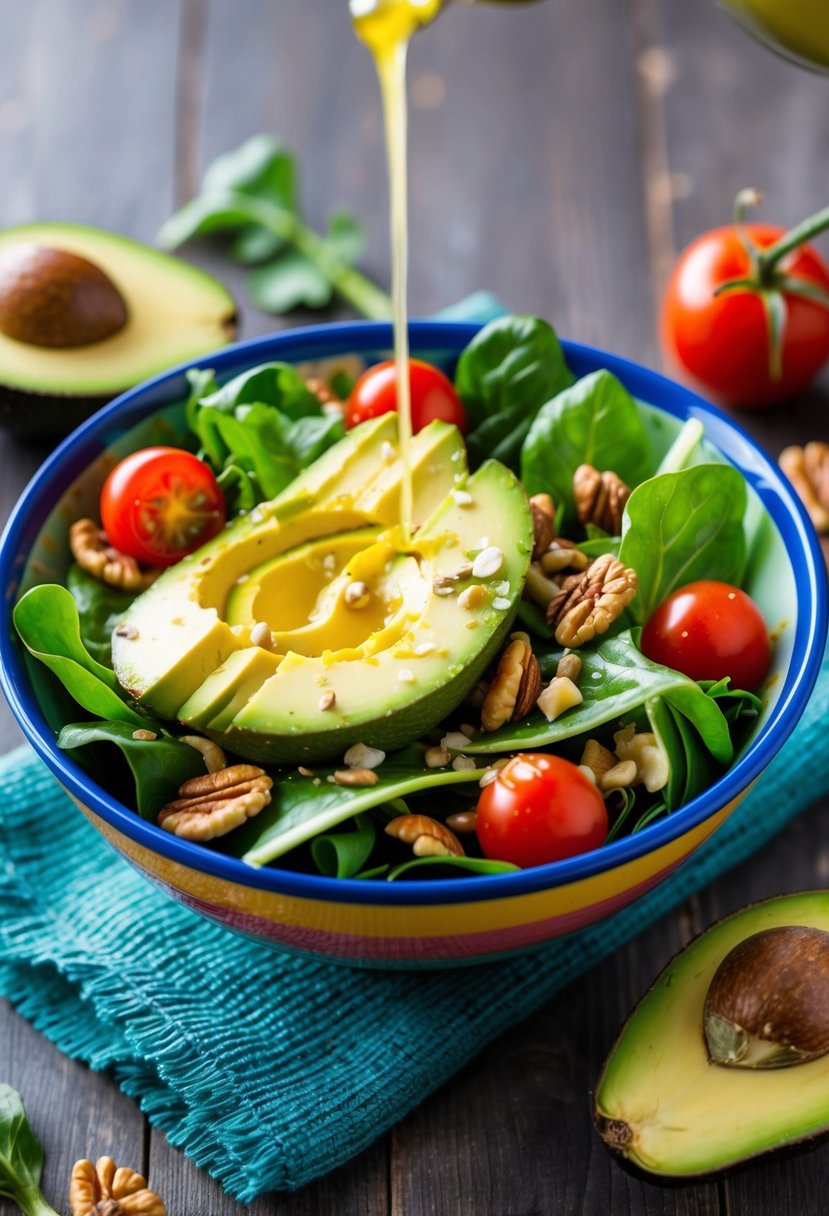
352 0 443 542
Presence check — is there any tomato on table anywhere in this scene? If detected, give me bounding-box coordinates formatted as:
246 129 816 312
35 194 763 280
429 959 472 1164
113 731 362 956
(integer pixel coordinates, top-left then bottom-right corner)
476 753 608 869
661 192 829 407
345 358 467 432
640 580 771 693
100 447 226 568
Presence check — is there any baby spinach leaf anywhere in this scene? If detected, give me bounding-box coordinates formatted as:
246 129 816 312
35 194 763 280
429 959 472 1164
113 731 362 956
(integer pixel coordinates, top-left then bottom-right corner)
66 564 136 667
618 464 747 622
646 696 686 812
520 370 653 523
604 786 638 844
13 586 146 728
386 856 519 881
455 315 574 470
310 814 376 878
57 722 205 819
0 1084 60 1216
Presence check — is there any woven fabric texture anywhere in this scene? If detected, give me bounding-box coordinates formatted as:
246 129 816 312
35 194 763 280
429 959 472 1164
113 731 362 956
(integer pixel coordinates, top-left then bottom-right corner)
0 646 826 1201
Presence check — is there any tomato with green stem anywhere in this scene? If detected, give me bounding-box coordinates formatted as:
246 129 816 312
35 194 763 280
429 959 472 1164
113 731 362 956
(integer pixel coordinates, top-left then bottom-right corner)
100 447 226 568
345 358 467 432
476 752 608 868
661 190 829 407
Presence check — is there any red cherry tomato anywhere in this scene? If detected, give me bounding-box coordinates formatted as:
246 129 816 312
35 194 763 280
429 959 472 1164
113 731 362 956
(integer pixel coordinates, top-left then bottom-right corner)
640 580 771 692
100 447 226 568
476 753 608 869
345 358 467 433
661 223 829 407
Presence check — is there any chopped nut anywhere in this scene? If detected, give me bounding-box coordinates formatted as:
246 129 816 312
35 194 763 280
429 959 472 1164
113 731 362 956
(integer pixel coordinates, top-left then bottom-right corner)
333 768 379 787
453 489 473 507
524 561 560 609
114 624 138 640
557 653 583 683
446 810 479 833
614 724 669 792
536 675 583 721
529 492 555 559
599 758 639 791
250 620 274 649
131 728 157 741
540 540 590 575
479 767 500 788
492 596 511 611
472 545 504 579
344 742 385 769
458 583 489 611
298 765 314 777
580 738 617 780
441 730 474 751
385 814 465 857
780 443 829 533
434 561 474 592
573 464 631 535
546 552 638 647
70 519 159 592
70 1156 167 1216
452 754 477 771
481 638 542 731
318 689 337 711
344 580 371 609
459 722 478 739
424 745 451 768
158 764 271 840
180 734 226 774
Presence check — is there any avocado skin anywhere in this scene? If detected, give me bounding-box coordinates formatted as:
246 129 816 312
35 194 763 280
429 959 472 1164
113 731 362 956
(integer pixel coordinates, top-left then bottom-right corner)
594 891 829 1179
0 382 111 438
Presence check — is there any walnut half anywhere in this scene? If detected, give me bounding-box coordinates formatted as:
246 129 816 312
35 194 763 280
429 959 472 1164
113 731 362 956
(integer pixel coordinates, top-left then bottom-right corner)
158 764 272 841
69 519 159 592
70 1156 166 1216
547 552 638 647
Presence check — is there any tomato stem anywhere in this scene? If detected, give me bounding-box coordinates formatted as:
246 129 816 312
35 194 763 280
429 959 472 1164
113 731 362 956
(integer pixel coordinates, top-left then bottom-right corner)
759 203 829 278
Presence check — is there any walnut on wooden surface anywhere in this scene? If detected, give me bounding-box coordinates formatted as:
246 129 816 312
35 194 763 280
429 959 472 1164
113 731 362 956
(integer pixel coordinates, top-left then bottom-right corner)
573 464 631 535
157 764 272 841
69 519 159 592
779 442 829 533
385 814 465 858
70 1156 166 1216
480 638 542 731
546 552 638 647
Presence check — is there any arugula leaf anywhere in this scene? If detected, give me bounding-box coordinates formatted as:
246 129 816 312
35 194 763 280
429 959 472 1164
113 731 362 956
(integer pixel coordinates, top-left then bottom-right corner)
66 564 136 667
454 316 574 470
520 370 654 524
57 722 205 819
159 135 390 320
0 1084 60 1216
310 814 376 878
618 464 747 622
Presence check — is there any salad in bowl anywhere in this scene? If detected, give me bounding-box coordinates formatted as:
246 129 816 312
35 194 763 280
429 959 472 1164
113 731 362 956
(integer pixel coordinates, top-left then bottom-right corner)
2 317 824 966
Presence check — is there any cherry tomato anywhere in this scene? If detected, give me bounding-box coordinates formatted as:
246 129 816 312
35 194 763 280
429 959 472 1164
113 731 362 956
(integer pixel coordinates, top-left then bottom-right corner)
476 753 608 869
345 358 467 433
640 580 771 692
100 447 226 568
661 223 829 407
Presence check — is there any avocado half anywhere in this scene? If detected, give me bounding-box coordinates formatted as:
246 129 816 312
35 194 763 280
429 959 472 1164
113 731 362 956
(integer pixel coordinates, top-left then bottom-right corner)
0 223 236 437
594 892 829 1177
112 413 533 764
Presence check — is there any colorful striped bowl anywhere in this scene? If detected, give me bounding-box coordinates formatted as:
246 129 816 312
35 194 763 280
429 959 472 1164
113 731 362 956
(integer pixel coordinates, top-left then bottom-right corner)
1 322 825 967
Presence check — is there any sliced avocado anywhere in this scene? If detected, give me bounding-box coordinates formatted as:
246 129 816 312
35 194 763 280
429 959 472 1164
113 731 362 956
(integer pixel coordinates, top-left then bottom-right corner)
594 892 829 1177
113 414 532 763
0 223 236 437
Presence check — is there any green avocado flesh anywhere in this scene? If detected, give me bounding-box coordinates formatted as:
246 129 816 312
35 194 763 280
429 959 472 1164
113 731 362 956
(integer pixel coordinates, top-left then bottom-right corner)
0 223 235 434
112 413 533 763
594 892 829 1177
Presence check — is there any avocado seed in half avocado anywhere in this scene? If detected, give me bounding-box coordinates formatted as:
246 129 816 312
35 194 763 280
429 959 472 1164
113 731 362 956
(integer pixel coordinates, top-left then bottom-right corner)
594 893 829 1177
0 223 236 438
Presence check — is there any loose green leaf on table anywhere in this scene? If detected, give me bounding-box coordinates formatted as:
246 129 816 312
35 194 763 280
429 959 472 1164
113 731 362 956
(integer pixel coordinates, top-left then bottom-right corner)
159 134 391 320
0 1084 60 1216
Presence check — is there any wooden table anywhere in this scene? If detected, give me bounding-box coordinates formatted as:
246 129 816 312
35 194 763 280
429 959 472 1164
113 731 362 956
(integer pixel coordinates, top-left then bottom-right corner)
1 2 827 1212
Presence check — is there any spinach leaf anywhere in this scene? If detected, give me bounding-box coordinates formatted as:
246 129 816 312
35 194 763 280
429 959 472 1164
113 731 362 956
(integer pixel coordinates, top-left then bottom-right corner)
310 813 377 878
618 464 747 622
466 630 733 765
0 1084 60 1216
13 586 146 728
66 564 136 667
454 316 574 470
159 135 390 320
386 856 519 881
520 370 653 524
57 722 205 819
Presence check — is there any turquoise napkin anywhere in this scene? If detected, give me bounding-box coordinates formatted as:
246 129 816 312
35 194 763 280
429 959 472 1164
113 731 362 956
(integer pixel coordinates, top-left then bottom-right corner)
0 641 826 1201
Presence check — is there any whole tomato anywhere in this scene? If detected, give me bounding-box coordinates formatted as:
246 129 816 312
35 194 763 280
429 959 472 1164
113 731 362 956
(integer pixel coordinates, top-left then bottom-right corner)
345 358 467 433
662 194 829 408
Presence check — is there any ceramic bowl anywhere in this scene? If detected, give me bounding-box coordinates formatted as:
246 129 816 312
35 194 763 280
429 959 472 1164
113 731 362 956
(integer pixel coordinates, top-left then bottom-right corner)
1 321 825 967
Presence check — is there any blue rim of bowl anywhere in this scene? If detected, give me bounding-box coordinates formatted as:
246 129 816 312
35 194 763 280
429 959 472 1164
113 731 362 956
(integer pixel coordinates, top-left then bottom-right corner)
1 320 826 909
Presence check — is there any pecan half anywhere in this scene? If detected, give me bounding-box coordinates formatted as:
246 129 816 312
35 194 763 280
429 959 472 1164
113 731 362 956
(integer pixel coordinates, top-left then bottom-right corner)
385 814 465 857
529 493 555 559
70 1156 166 1216
70 519 159 592
573 464 631 535
546 552 638 647
780 443 829 533
158 764 272 841
481 638 542 730
539 538 590 575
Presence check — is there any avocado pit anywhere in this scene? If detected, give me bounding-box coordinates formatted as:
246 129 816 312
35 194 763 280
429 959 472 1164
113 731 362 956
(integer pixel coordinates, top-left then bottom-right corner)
0 243 128 348
704 925 829 1069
